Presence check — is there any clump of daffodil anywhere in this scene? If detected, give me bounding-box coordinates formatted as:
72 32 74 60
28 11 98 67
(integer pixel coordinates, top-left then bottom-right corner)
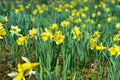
36 4 44 14
41 4 48 11
71 26 82 41
16 36 27 46
54 5 63 12
95 43 106 52
41 28 53 41
115 23 120 29
113 33 120 42
71 10 79 17
89 38 98 50
61 20 70 27
89 31 101 50
17 4 24 12
8 56 39 80
53 30 65 45
10 25 21 36
99 1 106 8
25 3 31 9
0 23 6 39
109 44 120 57
29 28 38 39
50 23 58 30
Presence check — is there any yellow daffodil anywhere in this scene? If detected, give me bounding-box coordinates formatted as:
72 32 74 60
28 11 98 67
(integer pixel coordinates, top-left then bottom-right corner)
83 6 89 12
116 23 120 29
95 43 106 52
90 38 98 50
61 20 70 27
33 9 38 15
38 9 44 14
15 9 20 14
21 56 39 77
92 13 96 18
54 5 63 12
107 17 112 23
0 23 6 39
10 25 21 36
97 11 101 16
16 36 27 46
113 33 120 42
109 45 120 57
82 24 86 29
41 28 53 41
50 23 58 30
8 56 39 80
74 18 81 24
7 64 25 80
3 16 8 22
71 26 82 41
29 28 38 39
81 13 87 18
94 31 101 39
53 30 65 45
94 5 98 9
83 0 88 3
68 16 74 21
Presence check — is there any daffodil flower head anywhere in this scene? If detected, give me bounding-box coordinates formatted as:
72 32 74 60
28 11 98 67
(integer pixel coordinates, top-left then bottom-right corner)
41 28 53 41
29 28 38 39
7 64 25 80
21 56 39 76
16 36 27 46
0 23 6 39
53 30 65 45
10 25 21 36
